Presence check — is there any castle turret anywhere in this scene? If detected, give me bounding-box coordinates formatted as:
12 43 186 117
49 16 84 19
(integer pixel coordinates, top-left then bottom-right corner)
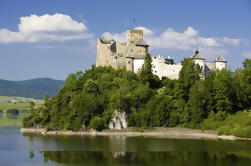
192 49 205 79
215 55 227 70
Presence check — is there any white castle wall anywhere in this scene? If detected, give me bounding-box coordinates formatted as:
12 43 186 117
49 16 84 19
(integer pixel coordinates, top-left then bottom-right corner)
215 61 226 70
152 56 182 79
133 58 144 73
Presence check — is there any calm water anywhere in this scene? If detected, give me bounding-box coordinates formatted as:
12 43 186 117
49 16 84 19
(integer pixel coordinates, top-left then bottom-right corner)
1 114 251 166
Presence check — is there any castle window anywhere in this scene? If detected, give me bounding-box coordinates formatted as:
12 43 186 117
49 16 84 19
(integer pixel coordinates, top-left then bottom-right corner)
131 49 133 52
107 61 108 63
128 61 130 64
155 71 157 73
140 50 141 52
115 56 117 59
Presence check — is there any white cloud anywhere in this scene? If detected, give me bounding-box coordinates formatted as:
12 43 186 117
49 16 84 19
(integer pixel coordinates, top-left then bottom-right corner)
19 14 87 33
184 26 198 37
222 37 241 46
0 13 93 44
102 26 248 50
199 47 228 60
242 51 251 58
102 32 126 43
135 26 154 36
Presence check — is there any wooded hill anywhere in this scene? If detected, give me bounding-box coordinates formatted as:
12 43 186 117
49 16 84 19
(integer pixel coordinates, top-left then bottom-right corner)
0 78 64 99
23 54 251 137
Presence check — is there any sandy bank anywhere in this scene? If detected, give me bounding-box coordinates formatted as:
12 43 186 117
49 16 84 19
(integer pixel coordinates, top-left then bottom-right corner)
20 127 251 141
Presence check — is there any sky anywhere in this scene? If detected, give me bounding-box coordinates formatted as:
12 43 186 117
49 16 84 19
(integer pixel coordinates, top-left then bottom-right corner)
0 0 251 81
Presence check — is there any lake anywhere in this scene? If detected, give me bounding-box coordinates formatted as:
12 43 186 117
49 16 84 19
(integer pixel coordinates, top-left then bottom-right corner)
1 114 251 166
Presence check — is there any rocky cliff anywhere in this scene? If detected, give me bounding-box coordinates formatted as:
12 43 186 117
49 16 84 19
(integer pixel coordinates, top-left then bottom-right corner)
109 110 127 130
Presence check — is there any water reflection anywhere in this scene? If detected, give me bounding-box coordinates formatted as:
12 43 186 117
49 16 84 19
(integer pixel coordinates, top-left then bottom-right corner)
21 134 251 166
41 151 251 166
0 111 18 118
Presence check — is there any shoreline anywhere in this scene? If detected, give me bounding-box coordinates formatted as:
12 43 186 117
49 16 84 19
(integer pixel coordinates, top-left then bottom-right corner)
20 127 251 141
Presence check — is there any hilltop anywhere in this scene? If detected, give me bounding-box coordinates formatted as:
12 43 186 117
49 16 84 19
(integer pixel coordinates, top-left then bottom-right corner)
0 78 64 99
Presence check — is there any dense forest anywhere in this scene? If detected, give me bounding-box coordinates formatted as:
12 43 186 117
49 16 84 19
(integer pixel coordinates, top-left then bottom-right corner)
23 54 251 137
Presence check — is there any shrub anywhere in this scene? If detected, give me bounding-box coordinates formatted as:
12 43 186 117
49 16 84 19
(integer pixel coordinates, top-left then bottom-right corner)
89 116 105 131
231 126 251 138
217 125 232 135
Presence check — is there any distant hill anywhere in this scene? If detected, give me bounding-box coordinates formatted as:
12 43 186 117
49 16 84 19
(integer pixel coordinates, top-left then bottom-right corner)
0 78 64 99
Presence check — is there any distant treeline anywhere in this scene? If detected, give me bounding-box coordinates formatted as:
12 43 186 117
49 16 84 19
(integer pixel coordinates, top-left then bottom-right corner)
23 54 251 137
0 78 64 99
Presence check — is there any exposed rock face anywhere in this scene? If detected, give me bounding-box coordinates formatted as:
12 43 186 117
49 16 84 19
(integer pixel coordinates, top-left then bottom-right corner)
109 110 127 130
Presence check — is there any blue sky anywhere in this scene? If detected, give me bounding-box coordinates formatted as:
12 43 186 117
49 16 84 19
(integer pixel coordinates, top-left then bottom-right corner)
0 0 250 80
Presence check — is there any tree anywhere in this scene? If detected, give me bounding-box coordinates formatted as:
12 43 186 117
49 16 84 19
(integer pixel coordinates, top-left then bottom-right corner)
240 59 251 109
139 53 153 85
83 79 99 96
174 58 201 123
175 58 201 102
146 94 174 127
213 69 236 113
188 81 207 123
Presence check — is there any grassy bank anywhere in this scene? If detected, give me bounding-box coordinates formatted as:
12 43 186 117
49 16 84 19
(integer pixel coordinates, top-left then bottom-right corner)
0 96 43 112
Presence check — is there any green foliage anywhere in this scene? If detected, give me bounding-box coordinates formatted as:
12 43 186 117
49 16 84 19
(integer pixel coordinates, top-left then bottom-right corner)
188 81 207 123
139 53 153 82
176 58 201 102
201 111 251 138
213 69 236 113
175 58 201 124
83 79 99 95
89 116 105 131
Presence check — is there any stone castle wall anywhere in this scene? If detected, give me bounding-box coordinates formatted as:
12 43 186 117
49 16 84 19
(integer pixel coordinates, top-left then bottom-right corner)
96 29 148 70
96 39 126 69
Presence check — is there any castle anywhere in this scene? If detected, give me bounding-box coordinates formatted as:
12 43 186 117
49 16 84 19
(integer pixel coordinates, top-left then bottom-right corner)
96 29 227 79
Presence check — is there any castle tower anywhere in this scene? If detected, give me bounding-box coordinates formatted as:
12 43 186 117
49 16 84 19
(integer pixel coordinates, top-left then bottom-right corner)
215 55 227 70
192 49 205 79
127 29 143 44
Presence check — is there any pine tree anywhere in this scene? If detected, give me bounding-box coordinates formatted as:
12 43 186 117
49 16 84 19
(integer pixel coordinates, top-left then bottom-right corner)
138 53 160 88
139 53 153 82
